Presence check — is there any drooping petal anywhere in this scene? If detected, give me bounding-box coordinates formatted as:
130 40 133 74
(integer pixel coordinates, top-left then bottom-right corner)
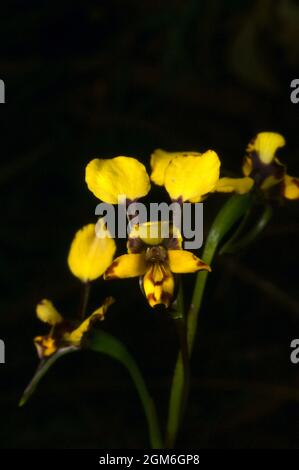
168 250 211 273
143 263 175 308
104 253 147 280
164 150 220 202
68 219 116 282
247 132 285 165
36 299 63 325
282 174 299 200
63 297 114 346
150 149 201 186
85 156 151 203
215 176 254 194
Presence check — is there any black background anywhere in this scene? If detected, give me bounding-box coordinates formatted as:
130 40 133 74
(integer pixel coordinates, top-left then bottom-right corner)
0 0 298 448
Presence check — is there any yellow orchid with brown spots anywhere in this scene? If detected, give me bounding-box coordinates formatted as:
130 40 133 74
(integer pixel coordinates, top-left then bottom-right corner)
215 132 299 200
104 221 211 308
34 297 114 359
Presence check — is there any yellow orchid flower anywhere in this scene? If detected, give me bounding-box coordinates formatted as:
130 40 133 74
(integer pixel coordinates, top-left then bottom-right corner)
67 219 116 282
104 221 211 308
215 132 299 200
150 149 221 202
34 297 114 359
33 218 116 358
85 156 151 203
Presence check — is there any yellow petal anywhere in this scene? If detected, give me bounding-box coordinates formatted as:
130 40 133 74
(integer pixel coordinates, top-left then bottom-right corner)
128 221 182 248
215 176 254 194
143 263 175 308
247 132 285 165
164 150 220 202
104 253 147 280
85 156 151 203
150 149 201 186
36 299 63 325
68 219 116 282
34 335 57 358
64 297 114 346
150 149 175 186
168 250 211 273
282 174 299 200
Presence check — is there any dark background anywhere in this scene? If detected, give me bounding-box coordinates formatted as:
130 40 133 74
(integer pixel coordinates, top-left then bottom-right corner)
0 0 299 448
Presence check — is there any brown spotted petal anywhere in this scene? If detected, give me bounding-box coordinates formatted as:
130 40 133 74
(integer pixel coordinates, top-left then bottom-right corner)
127 235 147 254
104 253 147 280
34 335 58 359
245 132 286 189
168 249 211 273
142 263 175 308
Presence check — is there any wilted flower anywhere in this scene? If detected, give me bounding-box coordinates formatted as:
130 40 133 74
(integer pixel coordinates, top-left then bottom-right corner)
33 218 117 359
34 297 114 359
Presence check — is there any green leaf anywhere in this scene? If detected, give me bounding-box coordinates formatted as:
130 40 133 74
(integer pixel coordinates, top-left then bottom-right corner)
188 193 253 344
166 193 253 447
19 346 77 407
88 330 163 449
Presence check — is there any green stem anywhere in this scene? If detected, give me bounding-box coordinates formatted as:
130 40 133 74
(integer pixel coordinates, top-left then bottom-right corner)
88 330 163 449
220 203 273 254
166 193 253 447
79 281 91 319
166 282 190 447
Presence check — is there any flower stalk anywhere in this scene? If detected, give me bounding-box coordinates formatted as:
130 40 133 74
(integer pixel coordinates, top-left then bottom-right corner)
166 193 254 447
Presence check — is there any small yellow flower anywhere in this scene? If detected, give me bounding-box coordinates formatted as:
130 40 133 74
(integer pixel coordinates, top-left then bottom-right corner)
104 221 210 308
215 132 299 200
85 156 151 203
67 219 116 282
34 297 114 359
150 149 221 202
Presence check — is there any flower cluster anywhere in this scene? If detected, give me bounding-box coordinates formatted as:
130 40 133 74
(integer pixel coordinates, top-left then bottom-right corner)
85 149 220 308
33 131 298 360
